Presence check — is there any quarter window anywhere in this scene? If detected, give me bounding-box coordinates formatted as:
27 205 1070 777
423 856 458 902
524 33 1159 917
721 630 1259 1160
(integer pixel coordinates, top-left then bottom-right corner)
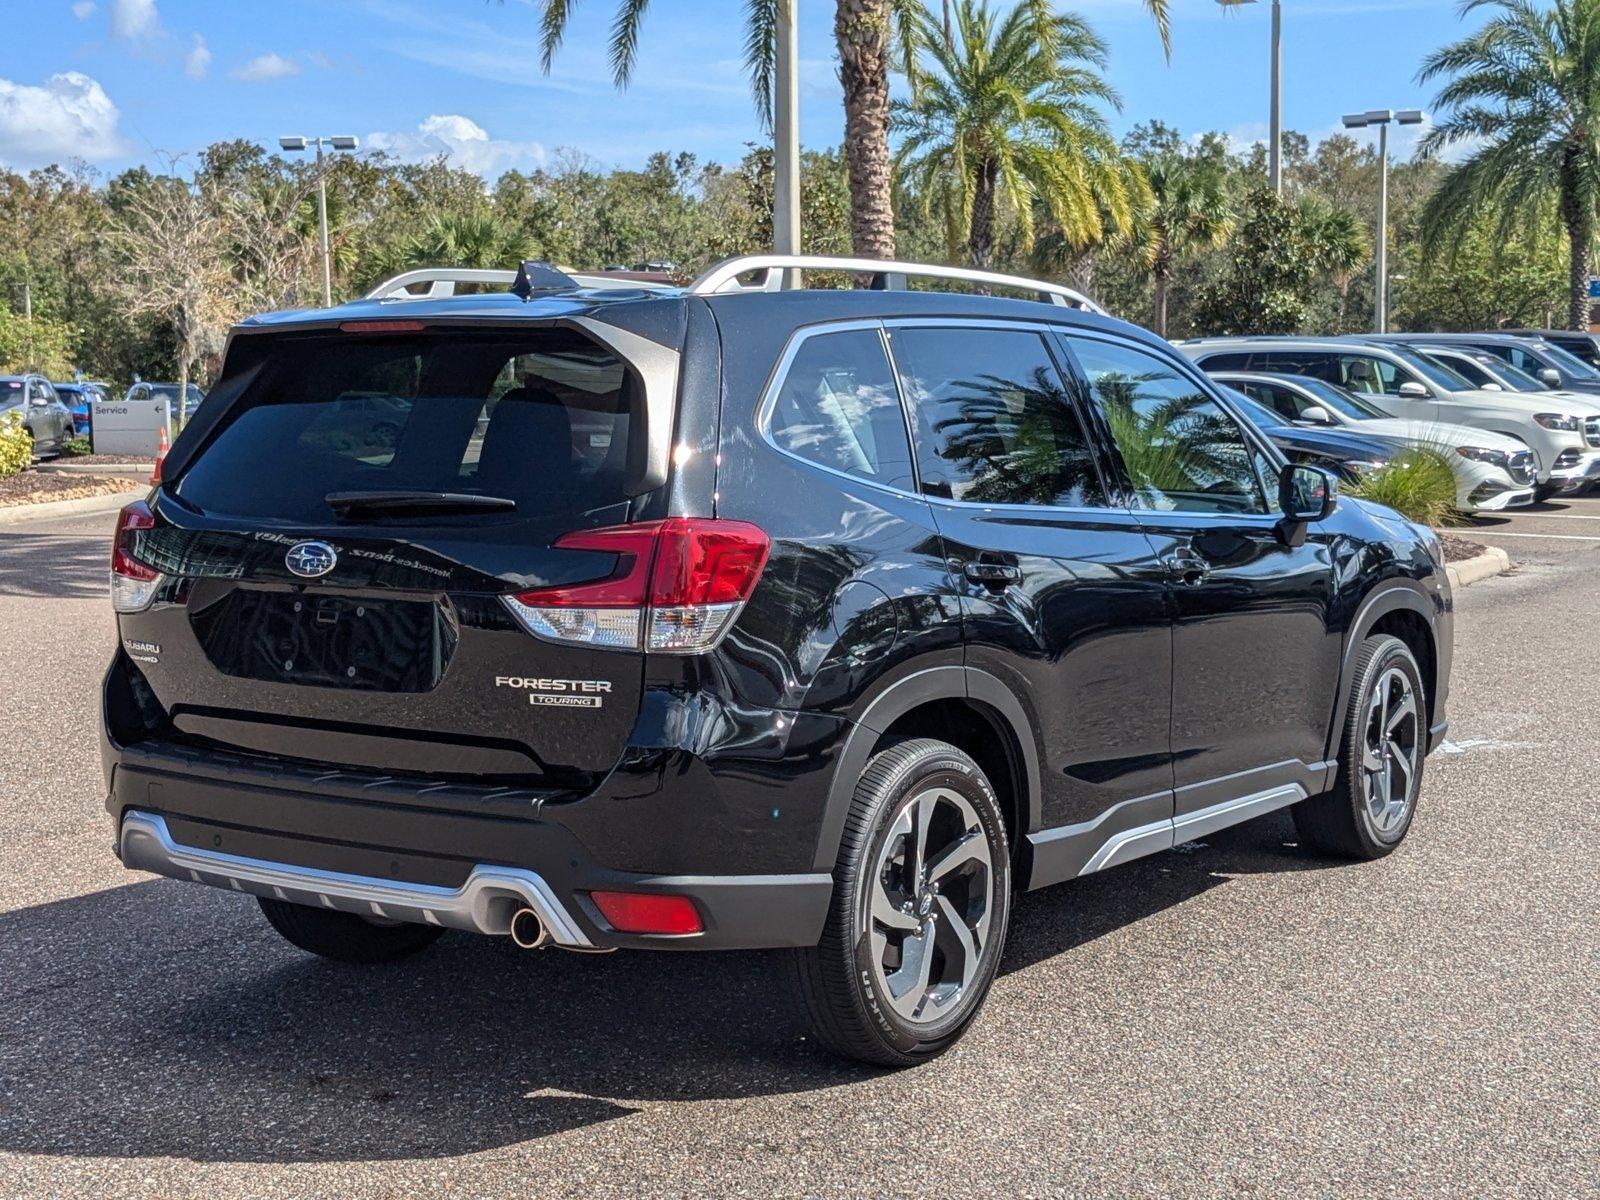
890 327 1106 508
1065 337 1268 515
766 329 916 491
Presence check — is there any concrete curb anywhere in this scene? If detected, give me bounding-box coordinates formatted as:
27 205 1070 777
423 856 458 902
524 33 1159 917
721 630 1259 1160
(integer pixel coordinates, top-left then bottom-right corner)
36 461 153 480
1446 546 1513 591
0 489 141 526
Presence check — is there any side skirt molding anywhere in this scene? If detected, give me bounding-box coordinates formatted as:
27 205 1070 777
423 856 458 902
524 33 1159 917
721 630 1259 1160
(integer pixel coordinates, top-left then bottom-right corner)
1028 782 1309 886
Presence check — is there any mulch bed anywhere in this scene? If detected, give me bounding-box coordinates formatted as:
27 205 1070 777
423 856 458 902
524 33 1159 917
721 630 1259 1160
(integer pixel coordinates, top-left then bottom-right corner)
1440 533 1489 563
0 471 144 507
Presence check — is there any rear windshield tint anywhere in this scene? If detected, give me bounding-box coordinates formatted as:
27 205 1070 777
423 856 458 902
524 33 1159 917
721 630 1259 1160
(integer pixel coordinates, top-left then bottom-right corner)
177 331 635 524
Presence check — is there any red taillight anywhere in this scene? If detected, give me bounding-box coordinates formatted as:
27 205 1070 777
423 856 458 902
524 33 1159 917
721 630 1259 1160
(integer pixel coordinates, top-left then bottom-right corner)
110 500 164 614
504 518 770 653
648 519 772 607
589 891 704 935
111 500 158 581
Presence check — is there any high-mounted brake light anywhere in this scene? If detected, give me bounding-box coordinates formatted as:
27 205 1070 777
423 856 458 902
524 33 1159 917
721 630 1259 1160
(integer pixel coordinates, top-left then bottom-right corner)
339 320 428 334
502 518 770 654
110 500 164 613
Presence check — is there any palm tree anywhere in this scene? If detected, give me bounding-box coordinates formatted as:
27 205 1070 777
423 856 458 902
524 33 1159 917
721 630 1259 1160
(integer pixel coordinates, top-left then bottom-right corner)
1419 0 1600 329
1293 192 1368 285
528 0 1171 265
892 0 1141 272
383 209 538 275
1131 155 1233 337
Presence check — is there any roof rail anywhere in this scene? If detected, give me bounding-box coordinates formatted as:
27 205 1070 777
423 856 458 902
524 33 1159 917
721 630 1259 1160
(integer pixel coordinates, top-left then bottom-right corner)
687 254 1106 315
363 266 672 301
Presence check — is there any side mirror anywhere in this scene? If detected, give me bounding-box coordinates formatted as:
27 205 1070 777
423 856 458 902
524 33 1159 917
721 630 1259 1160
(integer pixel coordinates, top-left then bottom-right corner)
1480 382 1503 391
1397 380 1430 398
1277 462 1338 547
1540 368 1562 388
29 396 49 408
1299 404 1333 425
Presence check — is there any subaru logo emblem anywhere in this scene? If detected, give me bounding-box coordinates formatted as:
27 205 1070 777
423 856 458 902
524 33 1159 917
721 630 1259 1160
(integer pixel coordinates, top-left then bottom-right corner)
285 541 338 579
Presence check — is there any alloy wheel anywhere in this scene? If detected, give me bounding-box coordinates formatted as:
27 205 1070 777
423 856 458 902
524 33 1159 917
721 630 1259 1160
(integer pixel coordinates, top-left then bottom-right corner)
1362 665 1420 837
866 786 995 1026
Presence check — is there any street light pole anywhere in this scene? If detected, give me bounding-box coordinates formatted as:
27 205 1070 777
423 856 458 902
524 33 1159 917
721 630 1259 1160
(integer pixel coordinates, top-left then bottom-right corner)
279 135 360 307
773 0 802 286
1218 0 1283 195
1341 109 1425 335
315 139 331 307
1269 0 1282 194
1376 120 1388 334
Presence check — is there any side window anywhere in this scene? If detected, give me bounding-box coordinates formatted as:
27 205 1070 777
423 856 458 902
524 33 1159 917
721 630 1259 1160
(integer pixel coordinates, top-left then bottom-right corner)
1195 352 1251 372
890 326 1106 508
1255 350 1336 384
766 328 915 491
1064 336 1269 516
1253 383 1304 421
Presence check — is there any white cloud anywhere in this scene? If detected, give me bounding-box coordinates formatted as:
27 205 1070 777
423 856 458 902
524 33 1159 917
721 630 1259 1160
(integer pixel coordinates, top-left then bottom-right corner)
232 53 301 82
0 72 125 166
109 0 160 40
366 114 547 175
72 2 96 20
184 33 211 80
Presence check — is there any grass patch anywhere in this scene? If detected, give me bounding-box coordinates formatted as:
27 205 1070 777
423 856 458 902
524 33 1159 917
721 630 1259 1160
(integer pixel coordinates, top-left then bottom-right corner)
1349 445 1463 527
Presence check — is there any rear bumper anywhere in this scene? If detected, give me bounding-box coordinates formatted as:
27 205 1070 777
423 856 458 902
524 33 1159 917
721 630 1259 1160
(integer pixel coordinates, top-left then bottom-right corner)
109 786 833 951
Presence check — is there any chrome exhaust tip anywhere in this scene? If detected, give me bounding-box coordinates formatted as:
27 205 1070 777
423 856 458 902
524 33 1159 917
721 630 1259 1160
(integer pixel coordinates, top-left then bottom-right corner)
509 906 549 950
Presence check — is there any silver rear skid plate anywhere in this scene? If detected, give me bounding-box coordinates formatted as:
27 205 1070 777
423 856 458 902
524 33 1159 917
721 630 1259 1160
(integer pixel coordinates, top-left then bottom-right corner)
118 810 595 948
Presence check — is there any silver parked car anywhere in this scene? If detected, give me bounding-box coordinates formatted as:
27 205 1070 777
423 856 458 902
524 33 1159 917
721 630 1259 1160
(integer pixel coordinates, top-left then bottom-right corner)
0 374 76 456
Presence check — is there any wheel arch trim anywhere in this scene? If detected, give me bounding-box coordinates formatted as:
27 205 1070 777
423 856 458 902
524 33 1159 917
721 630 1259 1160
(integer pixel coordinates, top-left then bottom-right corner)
809 665 1043 873
1330 582 1439 759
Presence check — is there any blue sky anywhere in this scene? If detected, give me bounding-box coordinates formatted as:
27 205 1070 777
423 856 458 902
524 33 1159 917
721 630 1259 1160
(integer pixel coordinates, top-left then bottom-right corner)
1 0 1470 178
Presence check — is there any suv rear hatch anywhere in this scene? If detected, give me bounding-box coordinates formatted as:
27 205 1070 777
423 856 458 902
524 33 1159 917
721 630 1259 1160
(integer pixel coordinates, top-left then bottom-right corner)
114 321 685 789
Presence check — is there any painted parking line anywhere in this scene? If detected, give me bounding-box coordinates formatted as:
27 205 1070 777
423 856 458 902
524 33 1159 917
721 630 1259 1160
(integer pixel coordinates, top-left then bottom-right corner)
1480 531 1600 542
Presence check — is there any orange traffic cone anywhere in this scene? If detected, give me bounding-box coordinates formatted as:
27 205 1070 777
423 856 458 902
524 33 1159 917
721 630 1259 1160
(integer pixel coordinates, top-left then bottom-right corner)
151 424 169 485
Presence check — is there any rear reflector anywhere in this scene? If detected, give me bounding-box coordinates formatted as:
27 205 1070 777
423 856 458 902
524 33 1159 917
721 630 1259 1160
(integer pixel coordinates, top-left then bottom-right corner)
589 891 704 935
110 500 164 613
503 518 770 654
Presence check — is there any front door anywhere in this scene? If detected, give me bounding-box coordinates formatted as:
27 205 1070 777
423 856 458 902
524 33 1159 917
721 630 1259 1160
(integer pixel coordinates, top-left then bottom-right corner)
887 322 1175 884
1061 333 1342 828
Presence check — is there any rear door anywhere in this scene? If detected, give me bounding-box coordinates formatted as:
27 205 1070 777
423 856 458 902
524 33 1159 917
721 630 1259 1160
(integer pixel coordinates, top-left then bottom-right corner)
123 325 664 788
888 321 1175 873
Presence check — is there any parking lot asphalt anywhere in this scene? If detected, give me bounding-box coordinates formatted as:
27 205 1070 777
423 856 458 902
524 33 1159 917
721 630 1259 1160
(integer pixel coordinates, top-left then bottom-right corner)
0 501 1595 1199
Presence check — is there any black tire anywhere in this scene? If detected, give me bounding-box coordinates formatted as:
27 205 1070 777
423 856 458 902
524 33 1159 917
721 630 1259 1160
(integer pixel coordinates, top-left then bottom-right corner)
793 738 1011 1067
1532 482 1559 503
257 896 445 963
1293 634 1426 860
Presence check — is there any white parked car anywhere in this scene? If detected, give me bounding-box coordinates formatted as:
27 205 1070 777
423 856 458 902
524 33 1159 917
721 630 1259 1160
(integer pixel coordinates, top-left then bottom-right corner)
1178 338 1600 500
1210 372 1536 512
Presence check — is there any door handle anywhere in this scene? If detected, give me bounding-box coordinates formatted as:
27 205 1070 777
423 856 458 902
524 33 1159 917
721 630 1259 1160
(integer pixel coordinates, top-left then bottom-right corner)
963 560 1022 587
1162 551 1211 586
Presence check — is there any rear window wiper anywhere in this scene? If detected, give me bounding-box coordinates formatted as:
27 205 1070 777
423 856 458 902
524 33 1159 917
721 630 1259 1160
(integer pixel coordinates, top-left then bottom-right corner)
325 490 517 518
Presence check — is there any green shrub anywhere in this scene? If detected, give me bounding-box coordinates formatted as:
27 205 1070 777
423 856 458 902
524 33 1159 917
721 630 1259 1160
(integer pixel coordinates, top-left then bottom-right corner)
59 435 92 457
1349 445 1462 528
0 411 33 479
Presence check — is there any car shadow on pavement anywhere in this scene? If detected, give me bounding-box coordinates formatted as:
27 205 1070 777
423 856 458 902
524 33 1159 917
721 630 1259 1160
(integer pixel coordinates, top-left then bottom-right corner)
0 528 109 600
0 809 1329 1165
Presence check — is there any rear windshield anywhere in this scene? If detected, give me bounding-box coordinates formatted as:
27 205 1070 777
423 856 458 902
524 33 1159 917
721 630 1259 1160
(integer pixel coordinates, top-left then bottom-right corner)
177 331 636 524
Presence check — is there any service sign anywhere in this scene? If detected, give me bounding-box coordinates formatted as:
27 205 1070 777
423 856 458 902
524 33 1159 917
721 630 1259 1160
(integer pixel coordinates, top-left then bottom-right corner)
91 397 171 456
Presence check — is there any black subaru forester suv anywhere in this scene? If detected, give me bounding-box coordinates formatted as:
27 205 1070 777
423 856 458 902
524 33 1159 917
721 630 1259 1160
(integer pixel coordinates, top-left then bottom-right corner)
104 256 1452 1067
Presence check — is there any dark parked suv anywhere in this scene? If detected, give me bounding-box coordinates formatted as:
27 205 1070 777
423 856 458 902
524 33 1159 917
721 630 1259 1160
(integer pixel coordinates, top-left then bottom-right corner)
104 256 1453 1066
